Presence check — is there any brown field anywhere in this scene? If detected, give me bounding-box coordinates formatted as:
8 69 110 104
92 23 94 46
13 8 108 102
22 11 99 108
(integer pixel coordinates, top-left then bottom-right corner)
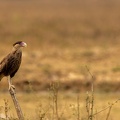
0 92 120 120
0 0 120 92
0 0 120 119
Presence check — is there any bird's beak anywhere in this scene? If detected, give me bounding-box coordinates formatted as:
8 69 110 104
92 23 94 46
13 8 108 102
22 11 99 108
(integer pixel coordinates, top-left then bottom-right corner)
21 42 27 47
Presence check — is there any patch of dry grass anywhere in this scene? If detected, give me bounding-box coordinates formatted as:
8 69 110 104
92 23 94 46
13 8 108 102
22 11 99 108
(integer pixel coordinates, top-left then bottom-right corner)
0 1 120 90
0 0 120 92
0 90 120 120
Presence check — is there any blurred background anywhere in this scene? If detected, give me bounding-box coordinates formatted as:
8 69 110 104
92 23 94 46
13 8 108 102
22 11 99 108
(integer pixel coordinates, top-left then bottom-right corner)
0 0 120 92
0 0 120 119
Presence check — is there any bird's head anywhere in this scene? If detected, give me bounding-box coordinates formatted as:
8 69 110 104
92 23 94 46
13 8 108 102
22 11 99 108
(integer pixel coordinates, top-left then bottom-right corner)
13 41 27 49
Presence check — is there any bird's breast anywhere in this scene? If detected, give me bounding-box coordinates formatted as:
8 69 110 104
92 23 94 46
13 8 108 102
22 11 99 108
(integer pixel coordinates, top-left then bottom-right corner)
3 52 22 76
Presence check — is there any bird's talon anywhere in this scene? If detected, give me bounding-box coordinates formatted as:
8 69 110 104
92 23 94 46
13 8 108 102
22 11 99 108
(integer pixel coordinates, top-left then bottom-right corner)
9 85 15 91
9 85 16 94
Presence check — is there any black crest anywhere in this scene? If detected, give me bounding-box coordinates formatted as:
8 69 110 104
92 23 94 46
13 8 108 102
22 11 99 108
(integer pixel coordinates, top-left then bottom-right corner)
13 41 23 46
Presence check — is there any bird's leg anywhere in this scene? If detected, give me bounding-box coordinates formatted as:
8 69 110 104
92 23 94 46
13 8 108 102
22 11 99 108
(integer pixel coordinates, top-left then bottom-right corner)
7 76 15 92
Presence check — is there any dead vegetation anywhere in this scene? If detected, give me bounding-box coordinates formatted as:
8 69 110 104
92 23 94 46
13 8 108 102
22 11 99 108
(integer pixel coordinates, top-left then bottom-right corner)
0 81 120 120
0 1 120 119
0 0 120 92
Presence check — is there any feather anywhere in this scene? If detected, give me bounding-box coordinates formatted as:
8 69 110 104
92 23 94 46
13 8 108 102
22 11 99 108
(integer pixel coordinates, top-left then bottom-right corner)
0 41 26 81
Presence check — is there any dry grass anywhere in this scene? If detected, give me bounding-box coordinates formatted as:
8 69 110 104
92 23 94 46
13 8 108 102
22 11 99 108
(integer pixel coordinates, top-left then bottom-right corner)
0 0 120 91
0 89 120 120
0 0 120 119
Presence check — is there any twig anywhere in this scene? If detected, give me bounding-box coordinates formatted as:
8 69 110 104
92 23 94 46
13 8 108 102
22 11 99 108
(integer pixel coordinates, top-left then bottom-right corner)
77 94 80 120
86 92 90 119
93 98 120 116
4 99 9 119
85 66 120 119
89 83 94 120
50 81 59 120
85 66 94 81
106 104 112 120
9 88 24 120
85 66 94 120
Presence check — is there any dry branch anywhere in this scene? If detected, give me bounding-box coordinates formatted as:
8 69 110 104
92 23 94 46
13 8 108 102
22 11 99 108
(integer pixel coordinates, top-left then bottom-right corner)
9 88 24 120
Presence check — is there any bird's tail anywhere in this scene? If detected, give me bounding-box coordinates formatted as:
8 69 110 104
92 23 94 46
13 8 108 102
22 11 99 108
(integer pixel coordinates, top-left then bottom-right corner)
0 74 3 81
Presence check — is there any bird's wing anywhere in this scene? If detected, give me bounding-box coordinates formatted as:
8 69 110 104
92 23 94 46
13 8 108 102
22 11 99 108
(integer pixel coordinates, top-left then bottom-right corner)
0 54 11 72
0 55 9 80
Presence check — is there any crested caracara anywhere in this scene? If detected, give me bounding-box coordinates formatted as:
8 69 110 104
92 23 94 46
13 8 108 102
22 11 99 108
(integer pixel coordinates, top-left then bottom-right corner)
0 41 27 91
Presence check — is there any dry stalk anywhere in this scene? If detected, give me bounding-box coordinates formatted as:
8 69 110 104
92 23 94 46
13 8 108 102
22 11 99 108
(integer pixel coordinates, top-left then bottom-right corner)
106 104 112 120
86 92 90 119
89 83 94 120
37 103 50 120
85 66 120 119
77 94 80 120
86 88 94 120
86 66 94 120
9 88 24 120
93 98 120 117
4 99 9 119
50 81 59 120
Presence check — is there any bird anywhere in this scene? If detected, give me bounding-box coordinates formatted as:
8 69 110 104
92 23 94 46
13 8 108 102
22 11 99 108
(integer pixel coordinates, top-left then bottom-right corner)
0 41 27 91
